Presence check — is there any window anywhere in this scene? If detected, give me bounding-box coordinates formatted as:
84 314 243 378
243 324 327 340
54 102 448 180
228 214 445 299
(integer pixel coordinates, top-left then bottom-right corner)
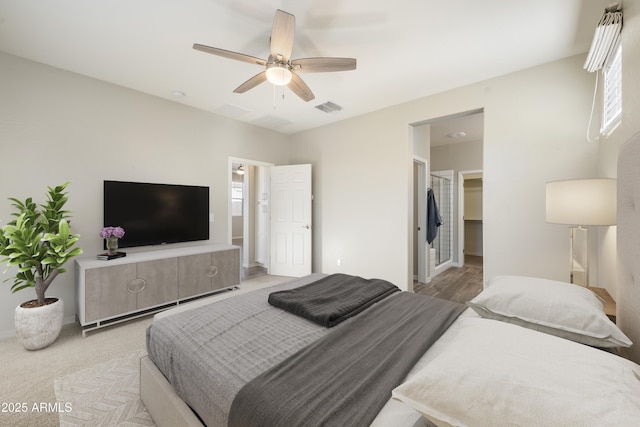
231 181 243 216
601 44 622 135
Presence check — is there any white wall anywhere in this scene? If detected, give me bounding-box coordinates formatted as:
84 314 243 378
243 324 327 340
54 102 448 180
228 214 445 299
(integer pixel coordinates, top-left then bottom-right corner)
289 113 412 283
291 54 599 290
431 139 483 173
0 52 292 337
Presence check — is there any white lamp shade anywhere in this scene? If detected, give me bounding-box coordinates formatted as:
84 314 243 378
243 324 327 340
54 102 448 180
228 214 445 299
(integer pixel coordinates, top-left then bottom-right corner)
546 178 616 225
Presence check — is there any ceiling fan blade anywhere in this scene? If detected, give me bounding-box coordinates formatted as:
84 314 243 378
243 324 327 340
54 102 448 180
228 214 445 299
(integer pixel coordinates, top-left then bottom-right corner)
233 71 268 93
291 57 357 73
270 9 295 61
193 43 267 66
287 72 315 102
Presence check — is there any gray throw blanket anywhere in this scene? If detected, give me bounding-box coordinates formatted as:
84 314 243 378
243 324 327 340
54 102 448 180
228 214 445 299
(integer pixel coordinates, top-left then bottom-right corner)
229 292 466 427
268 273 400 327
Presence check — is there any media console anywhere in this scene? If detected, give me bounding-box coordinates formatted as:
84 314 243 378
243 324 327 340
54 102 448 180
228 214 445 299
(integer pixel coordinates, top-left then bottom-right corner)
75 244 240 336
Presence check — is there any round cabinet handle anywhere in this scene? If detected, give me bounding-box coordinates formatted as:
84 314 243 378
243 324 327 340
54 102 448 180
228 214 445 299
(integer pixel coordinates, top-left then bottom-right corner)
206 265 218 278
127 278 147 294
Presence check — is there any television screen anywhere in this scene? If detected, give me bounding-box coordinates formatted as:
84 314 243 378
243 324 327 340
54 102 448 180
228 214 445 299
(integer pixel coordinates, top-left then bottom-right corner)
103 180 210 249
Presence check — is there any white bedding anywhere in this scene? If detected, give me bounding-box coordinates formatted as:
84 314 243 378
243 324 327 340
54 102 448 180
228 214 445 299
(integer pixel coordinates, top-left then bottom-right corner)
393 317 640 426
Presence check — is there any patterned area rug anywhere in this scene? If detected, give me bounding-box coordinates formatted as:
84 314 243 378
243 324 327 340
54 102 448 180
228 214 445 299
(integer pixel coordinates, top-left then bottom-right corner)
54 350 155 426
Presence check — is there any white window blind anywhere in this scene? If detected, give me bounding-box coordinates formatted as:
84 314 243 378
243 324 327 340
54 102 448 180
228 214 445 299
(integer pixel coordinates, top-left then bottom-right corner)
583 11 622 73
601 44 622 135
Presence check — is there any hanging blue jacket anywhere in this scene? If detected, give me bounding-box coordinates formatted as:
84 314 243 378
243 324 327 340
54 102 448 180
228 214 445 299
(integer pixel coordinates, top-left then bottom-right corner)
427 188 442 244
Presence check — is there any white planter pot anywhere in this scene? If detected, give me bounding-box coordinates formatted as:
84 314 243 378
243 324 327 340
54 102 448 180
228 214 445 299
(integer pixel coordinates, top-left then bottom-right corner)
14 298 64 350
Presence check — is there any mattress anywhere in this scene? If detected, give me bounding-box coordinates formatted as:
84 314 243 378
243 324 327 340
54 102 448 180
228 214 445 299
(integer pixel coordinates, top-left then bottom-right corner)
146 274 475 427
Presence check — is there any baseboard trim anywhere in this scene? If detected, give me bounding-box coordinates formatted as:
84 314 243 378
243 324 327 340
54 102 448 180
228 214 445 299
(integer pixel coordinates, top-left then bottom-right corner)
465 252 483 257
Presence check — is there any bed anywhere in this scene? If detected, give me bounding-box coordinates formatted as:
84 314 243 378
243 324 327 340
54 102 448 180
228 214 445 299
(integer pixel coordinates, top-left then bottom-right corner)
141 132 640 427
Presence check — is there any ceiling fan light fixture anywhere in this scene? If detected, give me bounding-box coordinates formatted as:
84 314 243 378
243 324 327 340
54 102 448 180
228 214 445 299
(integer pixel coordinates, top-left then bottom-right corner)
194 10 356 102
266 64 292 86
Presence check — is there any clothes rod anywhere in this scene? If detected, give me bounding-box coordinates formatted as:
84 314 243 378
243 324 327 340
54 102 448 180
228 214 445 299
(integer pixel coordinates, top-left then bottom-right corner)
605 2 622 13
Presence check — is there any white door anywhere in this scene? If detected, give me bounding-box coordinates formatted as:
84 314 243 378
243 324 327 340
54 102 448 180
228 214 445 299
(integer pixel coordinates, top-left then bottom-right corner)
270 164 312 277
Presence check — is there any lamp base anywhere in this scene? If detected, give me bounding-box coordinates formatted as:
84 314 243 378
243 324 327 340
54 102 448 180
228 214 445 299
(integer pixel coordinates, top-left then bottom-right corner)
569 226 589 286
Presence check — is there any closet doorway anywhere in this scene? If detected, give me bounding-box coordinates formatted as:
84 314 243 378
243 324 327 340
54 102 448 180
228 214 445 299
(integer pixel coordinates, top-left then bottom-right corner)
458 171 484 265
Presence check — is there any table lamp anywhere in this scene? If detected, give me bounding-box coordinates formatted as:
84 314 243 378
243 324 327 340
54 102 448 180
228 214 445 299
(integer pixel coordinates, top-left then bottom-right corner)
545 178 616 286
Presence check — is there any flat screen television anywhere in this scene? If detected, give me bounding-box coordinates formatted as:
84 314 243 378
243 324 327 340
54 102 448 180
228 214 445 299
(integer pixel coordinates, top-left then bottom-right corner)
103 180 210 249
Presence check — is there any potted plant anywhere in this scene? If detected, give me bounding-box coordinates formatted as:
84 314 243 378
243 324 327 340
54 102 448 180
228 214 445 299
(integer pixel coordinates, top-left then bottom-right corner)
0 182 83 350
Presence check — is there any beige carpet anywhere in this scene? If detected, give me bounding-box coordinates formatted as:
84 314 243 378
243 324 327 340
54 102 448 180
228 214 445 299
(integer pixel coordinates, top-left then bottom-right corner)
0 316 152 427
54 350 154 426
0 274 287 427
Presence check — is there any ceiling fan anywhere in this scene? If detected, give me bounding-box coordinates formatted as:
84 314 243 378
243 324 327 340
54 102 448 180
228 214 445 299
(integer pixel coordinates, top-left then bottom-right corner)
193 9 356 102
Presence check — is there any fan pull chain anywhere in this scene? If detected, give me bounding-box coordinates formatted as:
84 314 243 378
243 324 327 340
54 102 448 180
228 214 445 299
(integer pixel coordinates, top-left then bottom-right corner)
272 85 286 109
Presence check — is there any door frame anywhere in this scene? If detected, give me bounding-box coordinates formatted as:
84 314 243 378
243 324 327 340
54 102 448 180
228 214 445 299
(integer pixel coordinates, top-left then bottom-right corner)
413 156 428 284
228 157 275 273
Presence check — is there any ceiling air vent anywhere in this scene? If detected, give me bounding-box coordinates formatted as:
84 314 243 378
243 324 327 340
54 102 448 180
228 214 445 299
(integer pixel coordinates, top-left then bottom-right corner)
315 101 343 114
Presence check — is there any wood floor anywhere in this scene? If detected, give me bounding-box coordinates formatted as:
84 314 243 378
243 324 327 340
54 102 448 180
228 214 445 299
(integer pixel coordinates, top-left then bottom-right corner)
413 255 484 304
233 238 268 281
236 237 484 304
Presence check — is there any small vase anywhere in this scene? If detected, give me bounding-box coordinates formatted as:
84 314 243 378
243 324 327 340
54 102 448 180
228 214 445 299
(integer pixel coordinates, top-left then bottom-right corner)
106 237 119 255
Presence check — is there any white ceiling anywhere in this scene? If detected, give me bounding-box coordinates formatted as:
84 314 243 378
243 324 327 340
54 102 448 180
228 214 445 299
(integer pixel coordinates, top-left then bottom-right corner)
0 0 610 135
429 112 484 147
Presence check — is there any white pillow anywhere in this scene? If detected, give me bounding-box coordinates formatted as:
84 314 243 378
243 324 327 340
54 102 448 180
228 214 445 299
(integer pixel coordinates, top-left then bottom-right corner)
466 275 631 347
392 317 640 427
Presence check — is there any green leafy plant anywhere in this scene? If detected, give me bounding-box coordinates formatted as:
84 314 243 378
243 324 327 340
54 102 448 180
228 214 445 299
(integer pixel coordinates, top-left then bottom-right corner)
0 182 83 306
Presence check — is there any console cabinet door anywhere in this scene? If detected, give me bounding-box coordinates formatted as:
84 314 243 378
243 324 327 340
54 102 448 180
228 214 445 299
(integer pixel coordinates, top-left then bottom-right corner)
136 258 178 309
84 263 137 322
178 253 214 298
212 249 240 290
